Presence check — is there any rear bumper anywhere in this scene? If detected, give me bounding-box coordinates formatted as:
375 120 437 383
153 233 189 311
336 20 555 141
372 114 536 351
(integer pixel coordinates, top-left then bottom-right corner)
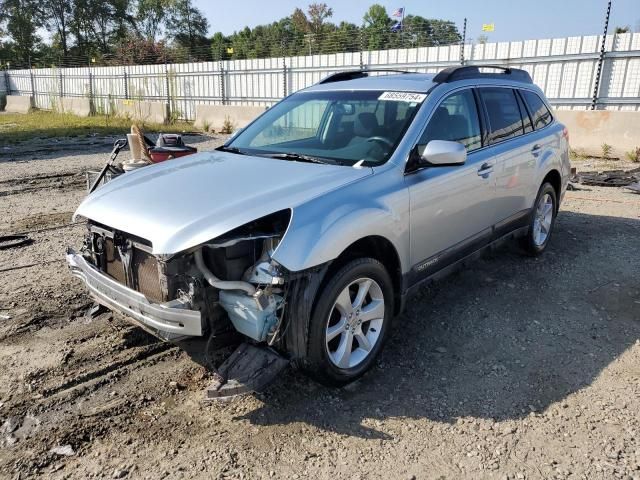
66 248 203 337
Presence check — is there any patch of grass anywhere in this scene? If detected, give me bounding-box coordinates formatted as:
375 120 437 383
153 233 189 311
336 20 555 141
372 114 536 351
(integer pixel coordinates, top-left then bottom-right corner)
601 142 613 159
220 115 235 134
569 148 584 160
625 147 640 163
0 110 193 144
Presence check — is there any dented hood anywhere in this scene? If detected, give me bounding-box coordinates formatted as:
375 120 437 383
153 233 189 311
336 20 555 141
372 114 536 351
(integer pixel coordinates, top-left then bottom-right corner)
75 151 372 254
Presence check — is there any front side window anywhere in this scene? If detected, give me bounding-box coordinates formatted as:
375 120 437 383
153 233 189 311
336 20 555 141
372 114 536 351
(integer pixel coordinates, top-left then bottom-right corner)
481 87 525 143
419 89 482 151
521 90 553 130
227 90 423 166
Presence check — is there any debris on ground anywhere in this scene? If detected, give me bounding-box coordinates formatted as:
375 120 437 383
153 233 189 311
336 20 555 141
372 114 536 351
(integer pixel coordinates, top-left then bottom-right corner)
49 445 75 456
1 141 639 479
0 234 33 250
625 182 640 194
572 167 640 187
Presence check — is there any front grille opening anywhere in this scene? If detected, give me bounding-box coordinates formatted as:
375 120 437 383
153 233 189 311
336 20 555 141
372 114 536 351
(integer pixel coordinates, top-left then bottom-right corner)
93 228 167 304
104 238 127 285
132 248 164 303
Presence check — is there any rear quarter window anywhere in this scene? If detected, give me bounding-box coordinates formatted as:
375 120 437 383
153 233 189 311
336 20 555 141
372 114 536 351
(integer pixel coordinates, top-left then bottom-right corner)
521 90 553 129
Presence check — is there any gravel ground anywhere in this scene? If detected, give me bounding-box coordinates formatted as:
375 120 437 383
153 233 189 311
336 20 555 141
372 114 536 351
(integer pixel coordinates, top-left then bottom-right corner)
0 137 639 480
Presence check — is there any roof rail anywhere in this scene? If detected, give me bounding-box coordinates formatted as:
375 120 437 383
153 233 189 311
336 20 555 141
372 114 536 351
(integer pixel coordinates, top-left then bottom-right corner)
317 68 411 84
433 65 533 84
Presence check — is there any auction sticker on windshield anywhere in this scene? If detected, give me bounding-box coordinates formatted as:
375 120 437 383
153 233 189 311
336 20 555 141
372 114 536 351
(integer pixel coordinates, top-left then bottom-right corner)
378 91 427 102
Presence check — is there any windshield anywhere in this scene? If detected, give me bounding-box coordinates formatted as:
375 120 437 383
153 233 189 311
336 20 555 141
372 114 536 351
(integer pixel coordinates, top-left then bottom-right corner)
225 90 425 166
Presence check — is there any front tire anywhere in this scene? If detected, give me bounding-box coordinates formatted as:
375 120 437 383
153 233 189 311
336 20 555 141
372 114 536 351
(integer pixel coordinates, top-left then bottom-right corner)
304 258 394 386
520 182 557 255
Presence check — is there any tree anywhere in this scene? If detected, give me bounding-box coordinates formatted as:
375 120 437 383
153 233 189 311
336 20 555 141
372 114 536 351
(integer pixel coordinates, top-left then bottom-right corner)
111 33 174 64
614 26 630 34
2 0 42 64
166 0 209 58
307 2 332 36
291 8 309 33
42 0 73 56
363 4 391 50
136 0 172 41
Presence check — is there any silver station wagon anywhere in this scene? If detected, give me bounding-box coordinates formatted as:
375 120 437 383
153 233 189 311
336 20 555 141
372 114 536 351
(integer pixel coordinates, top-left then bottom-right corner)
67 66 570 387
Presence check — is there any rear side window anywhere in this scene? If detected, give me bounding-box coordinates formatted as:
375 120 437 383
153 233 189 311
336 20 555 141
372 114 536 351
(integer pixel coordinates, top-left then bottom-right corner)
521 90 553 129
480 88 524 143
515 91 533 133
420 89 482 151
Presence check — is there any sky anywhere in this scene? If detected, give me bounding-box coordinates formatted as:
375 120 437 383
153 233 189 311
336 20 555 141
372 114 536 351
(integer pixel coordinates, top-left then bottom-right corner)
193 0 640 42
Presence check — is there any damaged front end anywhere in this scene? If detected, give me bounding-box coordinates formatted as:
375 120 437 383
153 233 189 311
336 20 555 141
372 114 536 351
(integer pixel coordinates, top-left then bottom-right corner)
66 210 292 346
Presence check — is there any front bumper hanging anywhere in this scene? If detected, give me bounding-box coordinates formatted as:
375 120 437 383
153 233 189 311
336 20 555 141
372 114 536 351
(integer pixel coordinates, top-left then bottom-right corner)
66 248 203 337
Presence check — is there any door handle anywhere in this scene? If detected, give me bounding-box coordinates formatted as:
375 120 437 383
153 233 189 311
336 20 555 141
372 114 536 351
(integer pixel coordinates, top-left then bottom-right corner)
477 162 493 177
532 144 542 153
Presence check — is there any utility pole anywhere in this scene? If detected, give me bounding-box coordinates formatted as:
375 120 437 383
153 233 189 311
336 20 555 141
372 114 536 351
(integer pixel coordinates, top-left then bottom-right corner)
591 0 612 110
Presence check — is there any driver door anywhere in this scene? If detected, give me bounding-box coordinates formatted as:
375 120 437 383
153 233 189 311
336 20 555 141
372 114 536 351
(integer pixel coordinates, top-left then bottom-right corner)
405 88 499 282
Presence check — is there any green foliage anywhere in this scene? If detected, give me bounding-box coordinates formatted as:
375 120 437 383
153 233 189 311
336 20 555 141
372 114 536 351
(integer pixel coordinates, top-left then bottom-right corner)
625 147 640 163
569 148 583 160
0 110 191 144
0 2 461 67
220 115 234 134
601 143 613 159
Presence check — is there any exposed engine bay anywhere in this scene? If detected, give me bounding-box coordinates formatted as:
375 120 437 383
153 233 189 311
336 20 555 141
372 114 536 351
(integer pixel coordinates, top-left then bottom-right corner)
78 210 292 348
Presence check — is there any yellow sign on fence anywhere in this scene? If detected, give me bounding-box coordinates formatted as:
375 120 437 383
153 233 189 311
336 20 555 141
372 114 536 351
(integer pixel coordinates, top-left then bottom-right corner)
226 47 234 54
482 23 495 32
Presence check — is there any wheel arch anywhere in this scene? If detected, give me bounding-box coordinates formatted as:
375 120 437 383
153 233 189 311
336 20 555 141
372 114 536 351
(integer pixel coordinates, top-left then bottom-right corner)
327 235 403 315
542 169 562 212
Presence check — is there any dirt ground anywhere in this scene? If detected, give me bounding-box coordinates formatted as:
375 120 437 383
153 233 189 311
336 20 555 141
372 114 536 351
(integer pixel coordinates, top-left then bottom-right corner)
0 136 639 480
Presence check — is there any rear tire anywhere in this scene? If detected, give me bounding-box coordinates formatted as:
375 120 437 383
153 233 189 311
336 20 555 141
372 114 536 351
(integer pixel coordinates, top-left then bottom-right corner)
303 258 394 387
520 182 557 255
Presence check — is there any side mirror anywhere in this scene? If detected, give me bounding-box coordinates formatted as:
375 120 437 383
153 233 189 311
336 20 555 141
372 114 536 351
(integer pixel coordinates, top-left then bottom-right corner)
416 140 467 167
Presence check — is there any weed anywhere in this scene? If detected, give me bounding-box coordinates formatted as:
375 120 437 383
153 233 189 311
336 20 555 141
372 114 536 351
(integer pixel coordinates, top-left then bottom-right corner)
220 115 235 134
601 143 613 159
202 120 211 133
0 110 192 144
569 148 582 160
625 147 640 163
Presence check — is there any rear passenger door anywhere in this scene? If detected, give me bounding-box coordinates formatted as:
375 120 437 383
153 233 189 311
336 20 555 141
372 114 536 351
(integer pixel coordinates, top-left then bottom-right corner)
478 87 537 233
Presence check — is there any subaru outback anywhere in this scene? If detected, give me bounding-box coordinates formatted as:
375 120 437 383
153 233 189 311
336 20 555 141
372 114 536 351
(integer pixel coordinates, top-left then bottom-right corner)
67 65 570 386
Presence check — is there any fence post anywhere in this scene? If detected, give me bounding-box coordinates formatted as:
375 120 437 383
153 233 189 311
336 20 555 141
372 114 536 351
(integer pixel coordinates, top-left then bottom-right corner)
28 56 36 106
359 30 365 69
123 68 129 100
88 69 94 114
281 39 287 98
58 70 64 99
460 18 467 65
4 69 10 96
164 63 172 121
591 0 612 110
219 62 226 105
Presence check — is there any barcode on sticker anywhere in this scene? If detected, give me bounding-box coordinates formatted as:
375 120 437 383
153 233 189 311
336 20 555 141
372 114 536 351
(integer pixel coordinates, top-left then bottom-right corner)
378 91 427 102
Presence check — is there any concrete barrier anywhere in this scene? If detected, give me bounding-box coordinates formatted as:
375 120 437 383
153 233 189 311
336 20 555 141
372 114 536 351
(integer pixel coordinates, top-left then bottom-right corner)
554 110 640 158
59 97 93 117
194 105 266 132
5 95 34 113
116 99 168 124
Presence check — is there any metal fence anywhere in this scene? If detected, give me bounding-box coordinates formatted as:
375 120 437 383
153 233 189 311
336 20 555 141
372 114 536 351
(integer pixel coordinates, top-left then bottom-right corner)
1 32 640 120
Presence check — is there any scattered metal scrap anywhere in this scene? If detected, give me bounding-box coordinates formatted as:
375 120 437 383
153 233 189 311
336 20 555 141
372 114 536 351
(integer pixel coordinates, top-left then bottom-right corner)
625 182 640 194
571 167 640 187
0 234 33 250
205 343 289 400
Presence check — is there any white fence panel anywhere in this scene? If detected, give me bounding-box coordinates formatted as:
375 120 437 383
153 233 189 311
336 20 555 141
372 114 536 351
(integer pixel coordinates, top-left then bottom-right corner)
4 33 640 118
